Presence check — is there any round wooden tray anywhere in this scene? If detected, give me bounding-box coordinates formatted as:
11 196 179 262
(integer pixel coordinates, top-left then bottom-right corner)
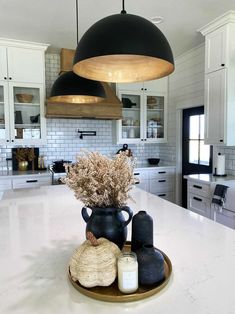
68 241 172 302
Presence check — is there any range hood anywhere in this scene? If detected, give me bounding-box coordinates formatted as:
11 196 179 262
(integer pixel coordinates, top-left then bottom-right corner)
46 48 122 120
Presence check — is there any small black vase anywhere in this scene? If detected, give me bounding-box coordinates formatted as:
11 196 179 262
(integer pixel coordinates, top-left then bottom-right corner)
131 210 153 252
81 206 133 249
136 244 165 285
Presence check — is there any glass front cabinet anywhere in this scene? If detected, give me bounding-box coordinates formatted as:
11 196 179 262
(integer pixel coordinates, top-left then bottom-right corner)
0 39 48 145
116 78 168 144
0 82 46 145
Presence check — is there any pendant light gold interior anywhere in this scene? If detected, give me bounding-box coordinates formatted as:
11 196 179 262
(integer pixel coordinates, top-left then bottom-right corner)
73 54 174 83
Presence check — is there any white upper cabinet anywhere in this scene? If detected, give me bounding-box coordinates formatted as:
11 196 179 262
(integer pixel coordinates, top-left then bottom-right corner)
7 47 45 83
205 25 227 73
0 47 8 81
199 11 235 146
0 38 48 145
116 78 168 144
204 69 226 144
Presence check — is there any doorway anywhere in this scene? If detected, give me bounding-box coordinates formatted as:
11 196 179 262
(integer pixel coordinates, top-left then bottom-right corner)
182 106 213 208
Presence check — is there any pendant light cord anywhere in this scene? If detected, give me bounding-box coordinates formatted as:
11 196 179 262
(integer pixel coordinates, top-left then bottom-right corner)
76 0 79 44
121 0 126 14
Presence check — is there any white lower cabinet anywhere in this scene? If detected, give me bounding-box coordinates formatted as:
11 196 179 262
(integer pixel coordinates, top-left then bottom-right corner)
0 178 12 191
0 173 51 191
188 193 212 219
12 175 51 189
186 178 235 229
134 167 175 202
214 208 235 229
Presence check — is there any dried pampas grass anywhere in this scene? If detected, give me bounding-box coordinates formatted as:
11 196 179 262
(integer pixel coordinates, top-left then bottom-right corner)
64 151 135 208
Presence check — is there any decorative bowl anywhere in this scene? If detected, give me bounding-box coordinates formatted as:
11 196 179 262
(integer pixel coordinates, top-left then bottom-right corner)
147 158 160 165
16 94 34 103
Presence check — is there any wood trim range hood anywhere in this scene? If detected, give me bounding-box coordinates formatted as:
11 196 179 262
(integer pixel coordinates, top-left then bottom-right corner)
46 48 122 120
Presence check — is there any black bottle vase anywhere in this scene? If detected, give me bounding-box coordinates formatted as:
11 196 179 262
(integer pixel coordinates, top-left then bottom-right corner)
131 210 153 252
136 244 165 285
81 206 133 249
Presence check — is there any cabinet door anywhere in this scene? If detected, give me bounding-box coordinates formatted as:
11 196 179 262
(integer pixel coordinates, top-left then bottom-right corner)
144 92 167 143
205 25 227 73
0 47 8 82
116 82 143 92
205 69 226 145
0 82 11 144
8 82 46 144
143 77 168 93
117 90 143 143
7 47 44 83
214 208 235 230
188 193 212 219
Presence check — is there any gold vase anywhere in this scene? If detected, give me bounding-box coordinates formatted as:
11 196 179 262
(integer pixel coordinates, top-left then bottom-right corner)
18 161 28 171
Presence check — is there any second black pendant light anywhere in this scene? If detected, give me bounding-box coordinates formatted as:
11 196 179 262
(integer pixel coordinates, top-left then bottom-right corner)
73 0 175 83
48 0 105 104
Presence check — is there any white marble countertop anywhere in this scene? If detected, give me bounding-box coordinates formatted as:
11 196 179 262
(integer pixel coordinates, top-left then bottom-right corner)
0 185 234 314
184 173 235 184
0 169 50 179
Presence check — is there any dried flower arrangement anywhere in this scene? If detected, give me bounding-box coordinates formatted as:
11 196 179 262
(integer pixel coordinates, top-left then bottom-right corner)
14 148 35 162
64 151 135 208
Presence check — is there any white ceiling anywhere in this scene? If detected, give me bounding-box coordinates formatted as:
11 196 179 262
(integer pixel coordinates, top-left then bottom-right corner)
1 0 235 57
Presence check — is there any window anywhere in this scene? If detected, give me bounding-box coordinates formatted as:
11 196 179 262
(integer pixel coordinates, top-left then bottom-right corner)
189 114 210 166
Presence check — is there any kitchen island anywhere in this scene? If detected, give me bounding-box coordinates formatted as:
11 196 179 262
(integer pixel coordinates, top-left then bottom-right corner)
0 185 234 314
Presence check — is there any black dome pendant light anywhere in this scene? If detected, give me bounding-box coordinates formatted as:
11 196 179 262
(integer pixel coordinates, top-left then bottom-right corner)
73 0 174 83
48 0 105 104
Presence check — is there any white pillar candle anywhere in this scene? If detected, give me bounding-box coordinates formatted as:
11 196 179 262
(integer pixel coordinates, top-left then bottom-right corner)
118 252 138 293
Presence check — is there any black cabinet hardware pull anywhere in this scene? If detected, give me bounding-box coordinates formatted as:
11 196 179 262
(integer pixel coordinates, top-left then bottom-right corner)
221 64 225 66
158 171 166 174
134 173 140 175
158 179 166 183
158 194 166 197
193 184 202 189
4 77 7 80
9 77 12 80
219 139 223 142
135 182 140 185
26 180 38 183
193 196 202 202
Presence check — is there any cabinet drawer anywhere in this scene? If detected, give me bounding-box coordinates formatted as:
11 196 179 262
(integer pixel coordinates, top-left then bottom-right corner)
0 178 12 191
188 181 211 198
12 175 51 189
188 193 212 219
214 208 235 230
149 177 173 193
150 168 175 179
134 170 149 180
154 191 174 202
135 179 149 192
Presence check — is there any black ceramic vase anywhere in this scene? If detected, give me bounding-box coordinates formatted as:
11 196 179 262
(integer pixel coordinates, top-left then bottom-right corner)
81 206 133 249
136 244 165 285
131 210 153 252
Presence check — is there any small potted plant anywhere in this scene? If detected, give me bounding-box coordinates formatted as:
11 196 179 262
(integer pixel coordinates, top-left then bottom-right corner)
64 151 136 249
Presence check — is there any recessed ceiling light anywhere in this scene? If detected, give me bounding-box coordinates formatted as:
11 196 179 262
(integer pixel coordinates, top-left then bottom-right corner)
151 16 164 24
